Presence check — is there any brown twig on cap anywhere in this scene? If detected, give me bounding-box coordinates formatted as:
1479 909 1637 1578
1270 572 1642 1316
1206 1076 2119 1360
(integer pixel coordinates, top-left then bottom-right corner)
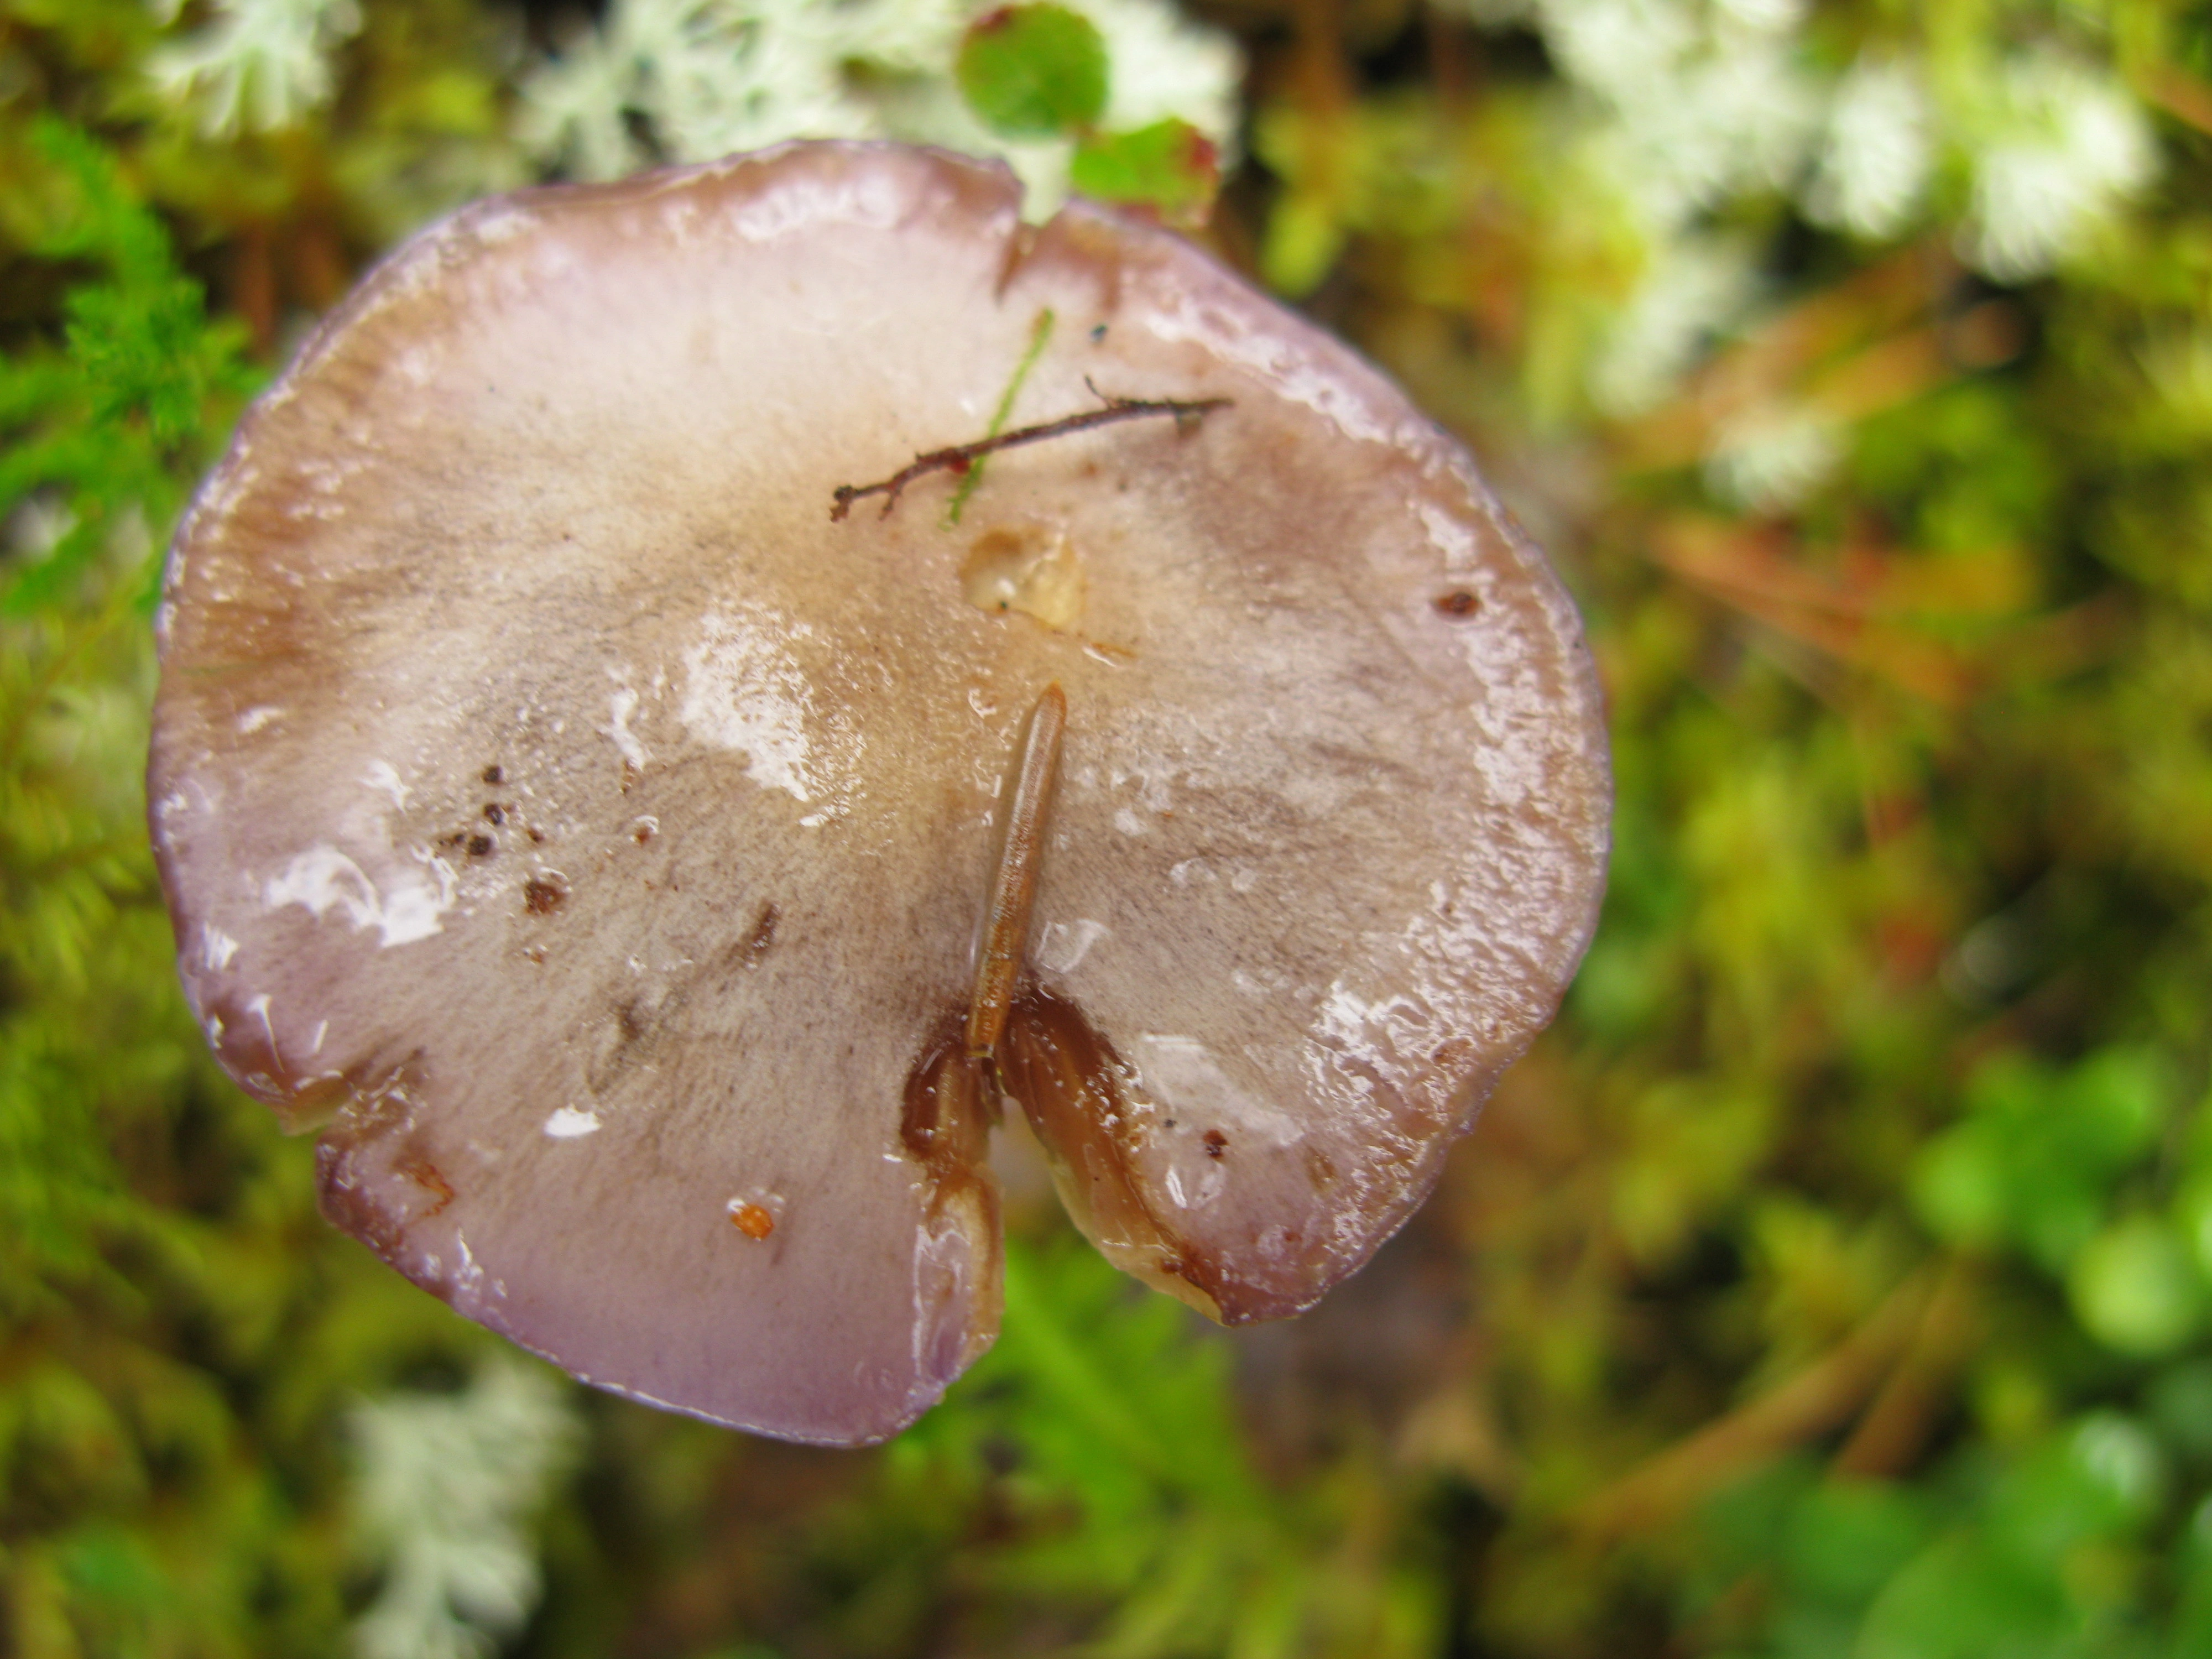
830 379 1232 522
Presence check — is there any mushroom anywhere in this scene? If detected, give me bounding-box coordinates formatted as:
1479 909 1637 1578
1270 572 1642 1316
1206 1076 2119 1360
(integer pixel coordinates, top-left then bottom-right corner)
149 143 1610 1446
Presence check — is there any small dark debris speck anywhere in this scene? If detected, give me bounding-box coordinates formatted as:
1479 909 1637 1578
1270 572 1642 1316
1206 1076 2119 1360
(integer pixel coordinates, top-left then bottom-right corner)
526 827 545 844
1090 322 1108 343
482 764 504 785
1434 589 1480 618
742 902 779 964
1203 1129 1228 1159
523 877 565 915
466 834 494 858
483 803 505 825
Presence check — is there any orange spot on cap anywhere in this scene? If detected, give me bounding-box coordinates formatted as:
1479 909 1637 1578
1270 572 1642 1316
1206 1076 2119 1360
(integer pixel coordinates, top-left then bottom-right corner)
730 1202 775 1240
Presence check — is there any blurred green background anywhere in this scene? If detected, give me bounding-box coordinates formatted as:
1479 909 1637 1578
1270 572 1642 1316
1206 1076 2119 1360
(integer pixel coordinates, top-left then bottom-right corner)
7 0 2212 1653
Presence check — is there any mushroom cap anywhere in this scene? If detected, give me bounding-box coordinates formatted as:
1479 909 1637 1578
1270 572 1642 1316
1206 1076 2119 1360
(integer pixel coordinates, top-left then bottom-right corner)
149 143 1610 1446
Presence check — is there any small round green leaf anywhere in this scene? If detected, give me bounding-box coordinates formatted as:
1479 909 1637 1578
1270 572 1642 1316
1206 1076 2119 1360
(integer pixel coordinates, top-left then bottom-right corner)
957 4 1109 138
2069 1214 2208 1356
1070 119 1220 227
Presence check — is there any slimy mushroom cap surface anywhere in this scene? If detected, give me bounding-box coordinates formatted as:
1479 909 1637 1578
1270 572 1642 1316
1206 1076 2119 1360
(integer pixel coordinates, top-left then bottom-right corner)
150 143 1610 1445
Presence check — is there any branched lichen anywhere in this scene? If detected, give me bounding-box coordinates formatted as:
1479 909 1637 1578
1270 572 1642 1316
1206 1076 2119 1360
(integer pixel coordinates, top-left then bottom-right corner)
510 0 1241 215
148 0 365 137
348 1361 581 1659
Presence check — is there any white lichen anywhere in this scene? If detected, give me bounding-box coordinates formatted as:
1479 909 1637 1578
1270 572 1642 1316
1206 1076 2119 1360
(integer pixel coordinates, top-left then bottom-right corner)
1589 232 1762 418
1704 401 1841 513
147 0 363 137
1616 32 1820 226
1089 0 1243 143
3 492 77 564
1803 59 1935 241
1438 0 2162 410
1960 49 2157 283
517 0 875 180
1708 0 1806 35
1436 0 1816 408
511 0 1241 215
348 1359 581 1659
1534 0 1697 107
